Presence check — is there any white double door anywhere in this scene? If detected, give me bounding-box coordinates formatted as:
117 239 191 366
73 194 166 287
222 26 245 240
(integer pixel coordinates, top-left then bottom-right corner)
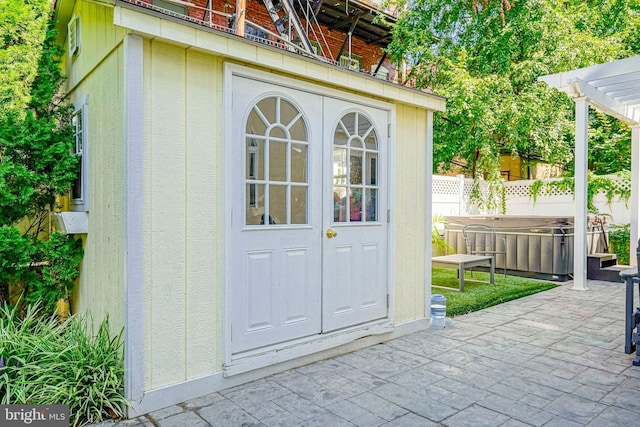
229 74 389 355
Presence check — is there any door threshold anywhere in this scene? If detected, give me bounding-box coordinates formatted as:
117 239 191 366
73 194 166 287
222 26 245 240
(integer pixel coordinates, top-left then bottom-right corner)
224 319 393 377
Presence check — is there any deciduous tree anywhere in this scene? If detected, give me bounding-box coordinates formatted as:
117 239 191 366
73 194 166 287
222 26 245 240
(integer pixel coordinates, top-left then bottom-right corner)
387 0 639 209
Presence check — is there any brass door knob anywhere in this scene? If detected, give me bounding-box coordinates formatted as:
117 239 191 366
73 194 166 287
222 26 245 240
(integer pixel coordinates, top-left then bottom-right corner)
326 228 338 239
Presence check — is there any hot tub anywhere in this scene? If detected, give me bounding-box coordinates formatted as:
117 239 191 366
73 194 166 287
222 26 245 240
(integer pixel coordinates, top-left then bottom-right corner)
442 215 606 281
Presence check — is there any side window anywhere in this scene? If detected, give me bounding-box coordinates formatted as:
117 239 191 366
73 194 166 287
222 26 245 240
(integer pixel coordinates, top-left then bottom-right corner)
71 98 89 212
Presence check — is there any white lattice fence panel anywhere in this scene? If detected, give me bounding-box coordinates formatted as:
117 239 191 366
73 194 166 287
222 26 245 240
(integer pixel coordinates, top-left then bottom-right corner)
504 176 629 198
463 180 475 197
610 177 631 194
503 180 534 197
432 177 460 196
433 174 630 222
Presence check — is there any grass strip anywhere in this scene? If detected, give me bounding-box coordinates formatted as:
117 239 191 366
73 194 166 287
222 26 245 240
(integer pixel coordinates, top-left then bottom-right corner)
432 267 558 317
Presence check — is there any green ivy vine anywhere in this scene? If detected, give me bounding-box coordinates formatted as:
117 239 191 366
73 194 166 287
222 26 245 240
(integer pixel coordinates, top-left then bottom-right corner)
529 171 630 213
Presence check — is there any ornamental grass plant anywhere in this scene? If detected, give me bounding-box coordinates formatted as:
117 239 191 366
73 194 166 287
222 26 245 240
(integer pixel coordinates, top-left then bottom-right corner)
0 302 127 426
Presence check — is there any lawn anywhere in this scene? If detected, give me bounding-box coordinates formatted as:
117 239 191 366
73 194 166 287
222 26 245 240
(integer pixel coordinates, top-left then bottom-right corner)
432 267 558 317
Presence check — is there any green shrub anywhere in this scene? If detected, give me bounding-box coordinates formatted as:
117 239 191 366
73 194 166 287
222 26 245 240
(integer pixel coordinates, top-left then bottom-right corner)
0 230 83 311
609 224 630 265
27 232 84 309
0 302 127 426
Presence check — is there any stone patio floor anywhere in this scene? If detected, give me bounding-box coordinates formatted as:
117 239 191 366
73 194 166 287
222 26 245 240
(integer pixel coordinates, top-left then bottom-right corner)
99 279 640 426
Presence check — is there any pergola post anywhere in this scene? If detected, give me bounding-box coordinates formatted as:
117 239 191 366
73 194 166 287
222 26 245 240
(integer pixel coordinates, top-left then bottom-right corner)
539 55 640 287
573 97 589 291
631 125 640 266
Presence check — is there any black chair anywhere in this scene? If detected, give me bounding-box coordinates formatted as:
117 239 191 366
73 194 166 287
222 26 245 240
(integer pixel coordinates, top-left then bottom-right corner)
622 238 640 365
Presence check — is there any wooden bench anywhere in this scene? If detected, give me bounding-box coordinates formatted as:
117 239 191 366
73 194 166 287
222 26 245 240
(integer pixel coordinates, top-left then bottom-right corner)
432 254 495 292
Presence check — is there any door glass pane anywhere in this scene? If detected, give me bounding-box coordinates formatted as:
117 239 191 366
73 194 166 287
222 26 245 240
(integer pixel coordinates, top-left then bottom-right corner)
280 99 300 128
291 143 307 182
333 186 347 222
289 117 306 141
365 130 377 150
246 184 265 225
342 112 356 134
350 151 363 185
269 184 287 224
358 116 372 137
333 148 347 185
246 138 264 180
269 141 287 181
291 186 307 224
246 109 267 136
349 188 363 222
270 126 287 139
334 124 348 146
256 97 276 125
365 152 377 185
365 188 377 222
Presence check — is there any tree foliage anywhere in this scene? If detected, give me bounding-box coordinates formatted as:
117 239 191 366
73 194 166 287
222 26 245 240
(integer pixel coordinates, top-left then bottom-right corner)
0 23 78 225
0 13 83 309
0 0 52 118
387 0 640 209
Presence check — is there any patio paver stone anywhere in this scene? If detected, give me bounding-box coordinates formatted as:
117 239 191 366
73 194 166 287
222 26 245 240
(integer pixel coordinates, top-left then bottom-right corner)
94 280 640 426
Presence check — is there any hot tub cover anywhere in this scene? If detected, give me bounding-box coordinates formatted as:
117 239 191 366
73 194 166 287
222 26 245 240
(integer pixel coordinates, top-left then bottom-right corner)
443 215 573 230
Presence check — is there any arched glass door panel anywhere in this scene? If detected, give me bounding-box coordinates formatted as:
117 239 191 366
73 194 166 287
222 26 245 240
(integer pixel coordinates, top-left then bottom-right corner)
245 96 309 225
332 112 378 223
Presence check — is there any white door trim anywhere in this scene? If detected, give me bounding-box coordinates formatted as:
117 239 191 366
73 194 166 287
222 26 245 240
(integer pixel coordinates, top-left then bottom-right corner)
223 63 396 374
224 64 395 112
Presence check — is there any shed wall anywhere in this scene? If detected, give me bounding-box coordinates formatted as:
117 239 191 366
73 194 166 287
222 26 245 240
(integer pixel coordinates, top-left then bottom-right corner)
142 40 224 390
66 0 128 333
142 40 431 391
63 1 437 394
65 0 129 92
393 104 428 323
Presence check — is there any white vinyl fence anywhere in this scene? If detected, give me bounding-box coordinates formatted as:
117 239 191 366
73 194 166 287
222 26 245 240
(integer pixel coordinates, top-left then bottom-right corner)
433 174 631 226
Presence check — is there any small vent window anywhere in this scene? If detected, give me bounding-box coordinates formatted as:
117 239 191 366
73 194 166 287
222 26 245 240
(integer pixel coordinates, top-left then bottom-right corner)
68 16 80 57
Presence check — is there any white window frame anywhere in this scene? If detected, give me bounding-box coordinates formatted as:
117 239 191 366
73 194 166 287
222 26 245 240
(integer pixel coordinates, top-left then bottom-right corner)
70 96 89 212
